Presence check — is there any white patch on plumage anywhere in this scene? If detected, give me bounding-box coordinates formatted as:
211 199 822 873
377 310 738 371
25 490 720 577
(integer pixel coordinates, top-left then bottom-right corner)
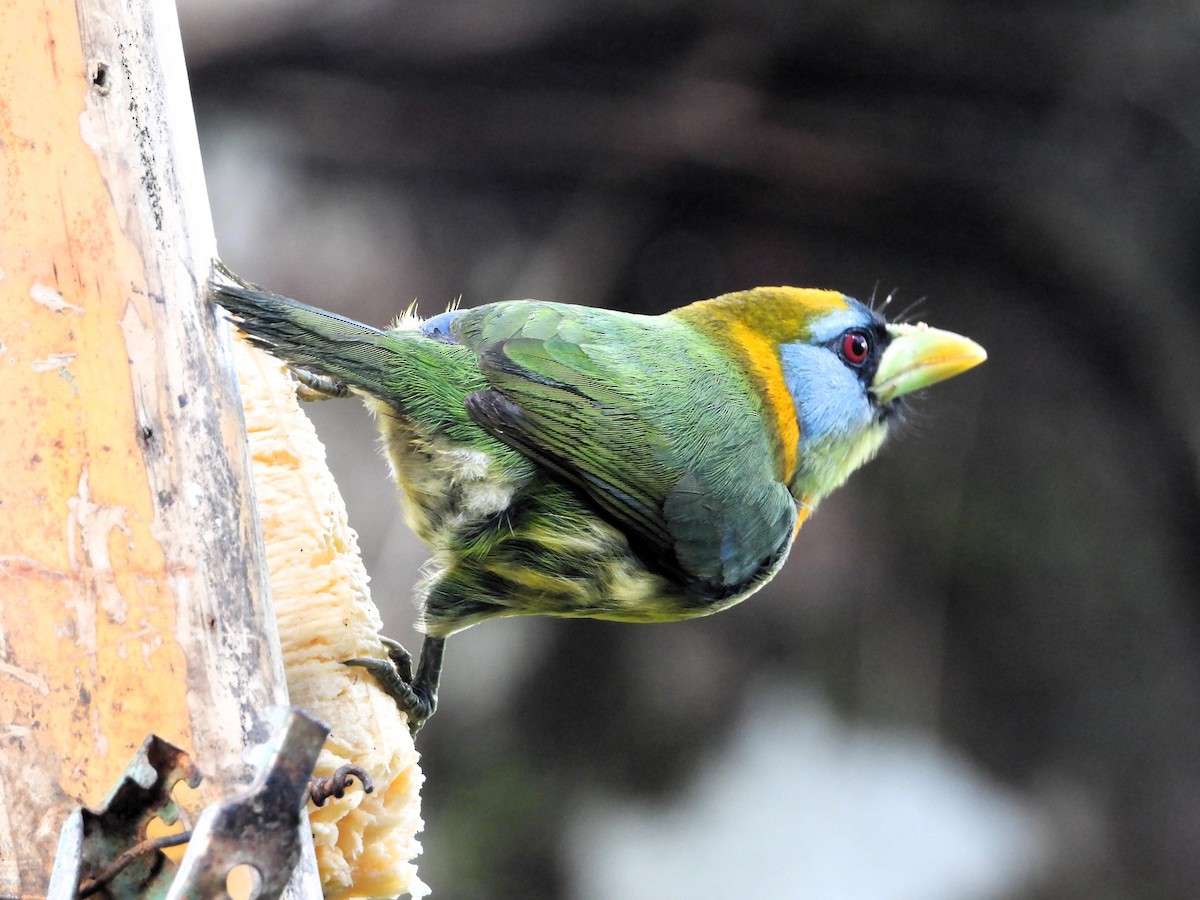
442 447 490 481
411 553 450 634
364 397 517 541
443 447 516 519
389 301 425 331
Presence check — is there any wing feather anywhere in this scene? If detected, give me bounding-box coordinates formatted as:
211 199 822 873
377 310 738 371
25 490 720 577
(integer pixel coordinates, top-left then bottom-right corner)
455 302 797 596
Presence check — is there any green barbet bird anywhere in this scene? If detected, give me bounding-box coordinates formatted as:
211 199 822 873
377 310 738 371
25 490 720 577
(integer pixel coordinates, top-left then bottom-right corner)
212 277 986 734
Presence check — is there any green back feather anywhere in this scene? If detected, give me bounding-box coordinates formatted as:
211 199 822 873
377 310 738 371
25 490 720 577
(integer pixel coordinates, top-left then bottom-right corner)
212 282 486 441
212 285 800 600
454 301 798 598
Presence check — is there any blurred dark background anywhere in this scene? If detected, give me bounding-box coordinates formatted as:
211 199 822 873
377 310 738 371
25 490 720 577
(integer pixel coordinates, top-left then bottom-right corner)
182 2 1200 897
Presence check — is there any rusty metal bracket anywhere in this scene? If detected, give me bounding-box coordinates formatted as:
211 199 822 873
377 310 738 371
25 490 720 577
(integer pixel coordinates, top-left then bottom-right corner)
47 734 201 899
164 708 327 899
48 708 330 900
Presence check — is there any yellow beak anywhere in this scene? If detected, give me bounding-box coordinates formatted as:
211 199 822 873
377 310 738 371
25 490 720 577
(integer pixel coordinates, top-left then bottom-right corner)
871 323 987 405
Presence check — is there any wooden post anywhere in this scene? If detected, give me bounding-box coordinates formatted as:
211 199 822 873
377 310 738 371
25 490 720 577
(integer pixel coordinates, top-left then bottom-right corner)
0 0 317 894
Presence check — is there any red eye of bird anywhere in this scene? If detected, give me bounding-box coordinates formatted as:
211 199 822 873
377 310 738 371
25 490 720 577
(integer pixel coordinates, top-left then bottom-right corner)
840 330 871 366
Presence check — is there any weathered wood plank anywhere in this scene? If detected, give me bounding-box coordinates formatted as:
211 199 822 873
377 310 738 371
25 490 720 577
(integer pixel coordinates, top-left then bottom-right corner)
0 0 316 894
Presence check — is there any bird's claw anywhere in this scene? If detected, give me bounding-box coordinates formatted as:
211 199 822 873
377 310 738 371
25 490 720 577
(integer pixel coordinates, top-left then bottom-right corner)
379 635 414 683
345 636 440 736
290 366 350 401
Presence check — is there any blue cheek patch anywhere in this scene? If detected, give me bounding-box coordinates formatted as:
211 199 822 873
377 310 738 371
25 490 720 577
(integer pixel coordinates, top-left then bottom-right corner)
779 342 873 444
420 309 466 343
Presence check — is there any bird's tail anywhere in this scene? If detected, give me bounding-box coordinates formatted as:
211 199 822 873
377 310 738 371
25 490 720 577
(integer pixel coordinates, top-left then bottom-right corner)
211 276 408 404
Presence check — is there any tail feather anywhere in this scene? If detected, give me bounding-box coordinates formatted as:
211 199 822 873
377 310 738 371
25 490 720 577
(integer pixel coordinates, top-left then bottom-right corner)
211 281 404 403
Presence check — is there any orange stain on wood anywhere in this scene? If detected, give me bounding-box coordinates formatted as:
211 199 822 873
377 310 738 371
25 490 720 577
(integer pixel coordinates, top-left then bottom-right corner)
0 0 191 806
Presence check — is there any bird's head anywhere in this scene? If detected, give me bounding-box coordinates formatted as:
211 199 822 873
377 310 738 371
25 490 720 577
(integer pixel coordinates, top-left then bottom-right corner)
675 287 987 507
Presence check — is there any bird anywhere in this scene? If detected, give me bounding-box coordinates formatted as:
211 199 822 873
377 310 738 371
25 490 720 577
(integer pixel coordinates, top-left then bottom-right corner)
211 272 986 735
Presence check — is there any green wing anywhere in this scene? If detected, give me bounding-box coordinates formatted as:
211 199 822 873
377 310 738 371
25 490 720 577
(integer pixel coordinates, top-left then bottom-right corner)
453 301 797 599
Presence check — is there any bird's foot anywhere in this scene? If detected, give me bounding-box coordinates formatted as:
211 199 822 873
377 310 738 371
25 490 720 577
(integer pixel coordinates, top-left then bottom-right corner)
290 366 350 401
345 635 444 737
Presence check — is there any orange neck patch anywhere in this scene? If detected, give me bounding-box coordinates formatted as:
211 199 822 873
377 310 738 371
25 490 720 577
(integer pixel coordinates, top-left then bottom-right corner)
724 318 800 481
673 287 851 485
